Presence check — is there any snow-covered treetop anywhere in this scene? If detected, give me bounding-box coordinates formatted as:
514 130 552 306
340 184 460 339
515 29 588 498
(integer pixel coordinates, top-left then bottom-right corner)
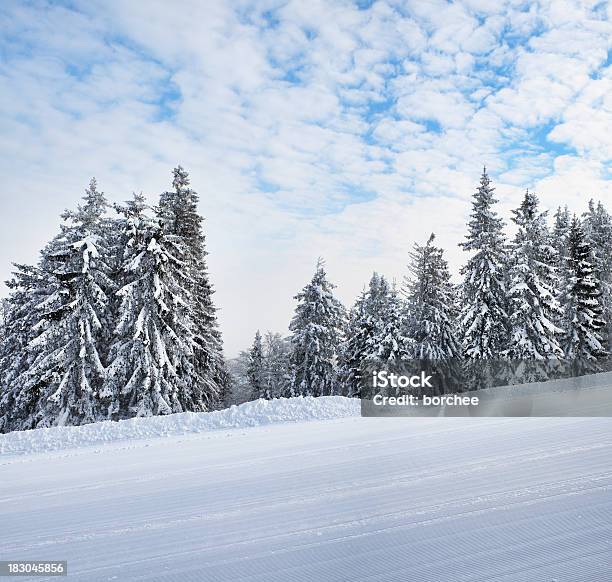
511 190 551 245
61 178 108 232
461 168 506 254
172 165 190 192
116 192 148 219
513 189 539 224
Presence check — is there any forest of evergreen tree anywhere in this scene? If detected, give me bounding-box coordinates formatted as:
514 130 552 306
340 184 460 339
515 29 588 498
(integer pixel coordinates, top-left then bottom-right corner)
238 169 611 403
1 167 610 431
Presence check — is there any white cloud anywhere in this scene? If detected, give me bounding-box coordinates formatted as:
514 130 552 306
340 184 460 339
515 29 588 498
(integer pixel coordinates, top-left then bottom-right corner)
0 0 610 356
534 156 612 214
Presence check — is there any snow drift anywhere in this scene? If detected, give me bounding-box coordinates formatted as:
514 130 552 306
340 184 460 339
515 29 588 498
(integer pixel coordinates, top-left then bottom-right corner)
0 396 360 456
4 371 612 457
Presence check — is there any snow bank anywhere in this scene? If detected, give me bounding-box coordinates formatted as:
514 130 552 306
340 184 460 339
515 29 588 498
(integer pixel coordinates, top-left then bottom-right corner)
0 396 360 457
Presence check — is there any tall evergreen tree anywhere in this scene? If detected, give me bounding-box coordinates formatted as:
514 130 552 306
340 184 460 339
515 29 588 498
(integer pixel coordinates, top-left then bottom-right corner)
1 170 231 432
583 199 612 351
15 179 114 428
103 193 212 416
552 205 572 334
338 287 371 398
338 273 411 397
158 167 228 408
103 193 149 417
226 349 252 406
262 332 291 399
289 260 345 397
459 168 508 359
0 300 7 341
552 206 571 266
560 217 607 372
503 191 563 380
247 330 265 400
404 234 461 360
369 277 411 363
0 264 46 431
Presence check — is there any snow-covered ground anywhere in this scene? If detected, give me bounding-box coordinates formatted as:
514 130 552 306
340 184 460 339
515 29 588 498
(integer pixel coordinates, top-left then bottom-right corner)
0 396 360 456
1 398 611 581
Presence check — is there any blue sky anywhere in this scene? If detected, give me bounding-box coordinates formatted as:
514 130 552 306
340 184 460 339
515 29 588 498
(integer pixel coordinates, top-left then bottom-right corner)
1 0 611 355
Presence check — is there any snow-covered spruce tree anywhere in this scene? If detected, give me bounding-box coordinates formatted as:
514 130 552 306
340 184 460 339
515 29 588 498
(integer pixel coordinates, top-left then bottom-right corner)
229 332 290 403
551 205 573 335
459 169 508 360
552 206 571 266
338 273 411 397
104 193 213 417
0 300 7 341
338 287 371 397
502 191 563 382
289 260 345 397
225 350 251 405
560 216 607 373
158 167 228 408
583 199 612 352
401 234 462 394
14 179 114 428
247 330 265 400
404 234 461 360
370 277 412 364
102 192 150 417
0 264 46 432
262 332 291 399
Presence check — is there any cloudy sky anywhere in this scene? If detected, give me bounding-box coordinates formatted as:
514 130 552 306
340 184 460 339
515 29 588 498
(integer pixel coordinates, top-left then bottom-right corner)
1 0 611 356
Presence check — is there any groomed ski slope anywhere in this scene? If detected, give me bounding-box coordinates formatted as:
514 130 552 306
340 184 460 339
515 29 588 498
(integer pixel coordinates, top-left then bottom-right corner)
1 398 611 581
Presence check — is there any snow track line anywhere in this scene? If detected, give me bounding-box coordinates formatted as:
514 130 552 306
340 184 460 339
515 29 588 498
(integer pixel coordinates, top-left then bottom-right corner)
2 425 608 505
5 470 610 554
26 492 611 582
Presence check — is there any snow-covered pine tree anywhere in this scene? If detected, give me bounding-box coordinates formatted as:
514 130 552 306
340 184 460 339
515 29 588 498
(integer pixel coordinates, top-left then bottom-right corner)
560 216 607 373
227 332 290 403
103 192 150 417
225 350 252 405
583 199 612 353
0 264 46 432
338 273 411 397
262 332 291 399
158 166 228 408
401 235 462 394
13 179 114 428
552 205 572 333
459 168 508 360
289 260 345 397
105 192 212 416
338 286 370 398
503 191 563 381
368 276 412 363
0 300 7 341
247 330 265 400
404 234 461 360
552 206 571 266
